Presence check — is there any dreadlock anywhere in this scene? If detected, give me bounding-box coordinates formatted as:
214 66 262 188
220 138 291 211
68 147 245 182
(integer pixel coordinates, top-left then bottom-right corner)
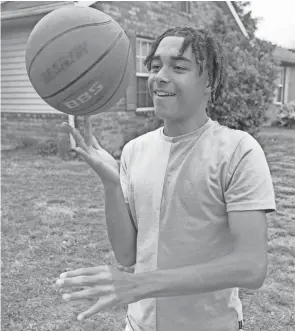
144 27 228 104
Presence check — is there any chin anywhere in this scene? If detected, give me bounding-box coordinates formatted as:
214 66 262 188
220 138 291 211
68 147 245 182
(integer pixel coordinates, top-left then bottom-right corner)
154 106 177 120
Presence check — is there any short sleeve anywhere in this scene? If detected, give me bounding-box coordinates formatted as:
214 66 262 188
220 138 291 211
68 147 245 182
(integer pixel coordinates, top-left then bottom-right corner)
224 134 276 214
120 142 131 204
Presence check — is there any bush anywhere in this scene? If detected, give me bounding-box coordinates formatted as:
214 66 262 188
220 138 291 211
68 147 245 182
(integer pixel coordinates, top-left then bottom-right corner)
36 139 57 156
35 137 83 160
206 10 280 138
275 101 295 128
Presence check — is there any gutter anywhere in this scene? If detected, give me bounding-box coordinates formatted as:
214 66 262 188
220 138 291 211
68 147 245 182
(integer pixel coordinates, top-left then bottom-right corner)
1 2 75 20
225 1 249 39
74 1 98 7
1 0 98 20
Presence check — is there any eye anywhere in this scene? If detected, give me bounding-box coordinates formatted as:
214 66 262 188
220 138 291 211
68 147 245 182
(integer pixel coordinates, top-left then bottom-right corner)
150 65 161 72
174 66 186 71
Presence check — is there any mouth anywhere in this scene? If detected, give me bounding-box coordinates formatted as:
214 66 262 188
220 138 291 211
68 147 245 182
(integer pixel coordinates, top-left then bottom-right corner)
154 90 176 97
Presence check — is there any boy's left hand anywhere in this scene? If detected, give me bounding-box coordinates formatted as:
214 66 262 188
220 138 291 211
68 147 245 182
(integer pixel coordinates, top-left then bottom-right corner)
56 265 138 321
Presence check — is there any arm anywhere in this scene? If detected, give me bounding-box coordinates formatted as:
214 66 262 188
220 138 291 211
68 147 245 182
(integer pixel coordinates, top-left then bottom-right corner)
104 182 137 268
133 210 267 300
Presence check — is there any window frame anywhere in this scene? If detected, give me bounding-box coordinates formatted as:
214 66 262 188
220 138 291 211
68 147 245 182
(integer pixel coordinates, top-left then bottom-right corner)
274 66 286 105
136 37 154 112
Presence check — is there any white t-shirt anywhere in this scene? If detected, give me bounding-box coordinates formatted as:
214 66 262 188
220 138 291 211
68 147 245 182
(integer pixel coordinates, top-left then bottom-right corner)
120 117 276 331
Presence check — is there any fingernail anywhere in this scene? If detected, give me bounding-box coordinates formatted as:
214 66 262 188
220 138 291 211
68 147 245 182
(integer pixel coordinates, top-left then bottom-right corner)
60 273 67 278
77 315 84 321
63 294 71 301
56 279 64 286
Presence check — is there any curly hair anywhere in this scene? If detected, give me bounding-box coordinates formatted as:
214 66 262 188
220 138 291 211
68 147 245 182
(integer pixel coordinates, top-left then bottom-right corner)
144 27 228 104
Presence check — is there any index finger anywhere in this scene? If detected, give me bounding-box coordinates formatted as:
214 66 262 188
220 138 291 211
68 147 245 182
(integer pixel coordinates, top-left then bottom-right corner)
77 294 118 321
84 116 93 147
60 265 108 278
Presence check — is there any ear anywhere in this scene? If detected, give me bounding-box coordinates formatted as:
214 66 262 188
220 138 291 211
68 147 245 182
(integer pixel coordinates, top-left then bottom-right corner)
204 81 212 95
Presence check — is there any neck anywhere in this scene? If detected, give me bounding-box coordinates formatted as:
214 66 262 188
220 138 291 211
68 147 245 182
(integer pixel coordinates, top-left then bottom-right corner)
163 111 209 137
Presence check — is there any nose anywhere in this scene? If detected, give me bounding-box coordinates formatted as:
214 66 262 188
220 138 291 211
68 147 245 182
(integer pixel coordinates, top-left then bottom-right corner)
154 67 170 84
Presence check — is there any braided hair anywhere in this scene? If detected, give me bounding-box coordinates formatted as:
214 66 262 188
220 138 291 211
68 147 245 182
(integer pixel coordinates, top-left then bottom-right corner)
144 27 228 104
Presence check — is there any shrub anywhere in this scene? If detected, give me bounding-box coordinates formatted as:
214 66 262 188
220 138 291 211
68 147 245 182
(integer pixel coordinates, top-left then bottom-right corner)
36 139 57 156
275 101 295 128
207 10 280 138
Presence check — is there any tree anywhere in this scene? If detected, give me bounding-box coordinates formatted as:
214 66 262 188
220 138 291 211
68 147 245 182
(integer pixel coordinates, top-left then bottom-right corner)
231 1 261 39
207 7 280 137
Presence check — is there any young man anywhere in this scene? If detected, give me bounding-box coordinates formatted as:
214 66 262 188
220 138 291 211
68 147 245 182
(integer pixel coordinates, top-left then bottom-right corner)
58 27 276 331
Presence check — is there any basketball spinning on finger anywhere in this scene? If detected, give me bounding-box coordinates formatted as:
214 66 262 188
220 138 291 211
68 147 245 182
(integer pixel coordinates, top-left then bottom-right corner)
25 6 134 116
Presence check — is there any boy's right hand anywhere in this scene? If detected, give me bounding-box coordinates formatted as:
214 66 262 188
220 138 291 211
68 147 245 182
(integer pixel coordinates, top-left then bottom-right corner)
61 116 120 186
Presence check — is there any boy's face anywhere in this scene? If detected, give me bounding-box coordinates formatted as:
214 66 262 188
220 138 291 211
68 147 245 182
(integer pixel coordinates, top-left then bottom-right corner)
148 36 209 121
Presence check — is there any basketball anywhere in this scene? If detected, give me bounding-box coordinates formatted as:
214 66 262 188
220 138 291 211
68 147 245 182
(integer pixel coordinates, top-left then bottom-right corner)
25 6 134 116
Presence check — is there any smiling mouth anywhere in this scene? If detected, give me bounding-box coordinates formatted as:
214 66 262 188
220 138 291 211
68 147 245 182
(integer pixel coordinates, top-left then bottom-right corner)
154 91 176 97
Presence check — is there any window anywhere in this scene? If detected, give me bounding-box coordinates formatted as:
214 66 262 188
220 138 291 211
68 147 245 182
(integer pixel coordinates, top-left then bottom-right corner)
275 67 286 104
178 1 191 15
136 38 154 110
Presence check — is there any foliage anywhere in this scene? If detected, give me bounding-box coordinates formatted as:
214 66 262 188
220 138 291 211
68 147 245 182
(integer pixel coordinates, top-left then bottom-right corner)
275 101 295 128
36 137 74 159
36 139 58 156
231 1 261 39
207 9 280 137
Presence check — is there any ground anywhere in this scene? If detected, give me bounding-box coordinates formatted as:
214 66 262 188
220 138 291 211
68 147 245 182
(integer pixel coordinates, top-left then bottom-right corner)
1 127 295 331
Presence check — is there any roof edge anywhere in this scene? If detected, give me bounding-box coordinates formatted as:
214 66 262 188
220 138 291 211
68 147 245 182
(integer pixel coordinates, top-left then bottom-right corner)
0 1 97 20
1 2 73 20
225 1 249 39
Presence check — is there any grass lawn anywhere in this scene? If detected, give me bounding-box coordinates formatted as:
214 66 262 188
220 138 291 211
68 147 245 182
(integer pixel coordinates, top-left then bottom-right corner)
1 126 295 331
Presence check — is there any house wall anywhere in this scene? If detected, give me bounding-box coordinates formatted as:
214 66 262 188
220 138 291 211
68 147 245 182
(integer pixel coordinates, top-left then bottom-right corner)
1 24 57 113
1 111 148 156
1 1 231 155
94 1 221 37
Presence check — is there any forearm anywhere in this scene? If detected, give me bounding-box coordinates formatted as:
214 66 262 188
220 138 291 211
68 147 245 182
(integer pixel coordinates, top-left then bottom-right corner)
134 252 265 300
104 182 137 267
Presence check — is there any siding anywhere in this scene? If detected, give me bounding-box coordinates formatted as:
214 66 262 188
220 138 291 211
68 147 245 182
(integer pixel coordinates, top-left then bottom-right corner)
1 28 58 113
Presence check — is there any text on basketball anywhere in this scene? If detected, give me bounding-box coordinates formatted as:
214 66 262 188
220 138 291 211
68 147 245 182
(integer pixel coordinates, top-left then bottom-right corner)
41 42 88 84
63 81 104 109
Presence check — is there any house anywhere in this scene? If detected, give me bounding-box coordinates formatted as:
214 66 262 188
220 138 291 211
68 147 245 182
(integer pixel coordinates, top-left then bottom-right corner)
263 46 295 125
272 47 295 104
1 1 293 154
